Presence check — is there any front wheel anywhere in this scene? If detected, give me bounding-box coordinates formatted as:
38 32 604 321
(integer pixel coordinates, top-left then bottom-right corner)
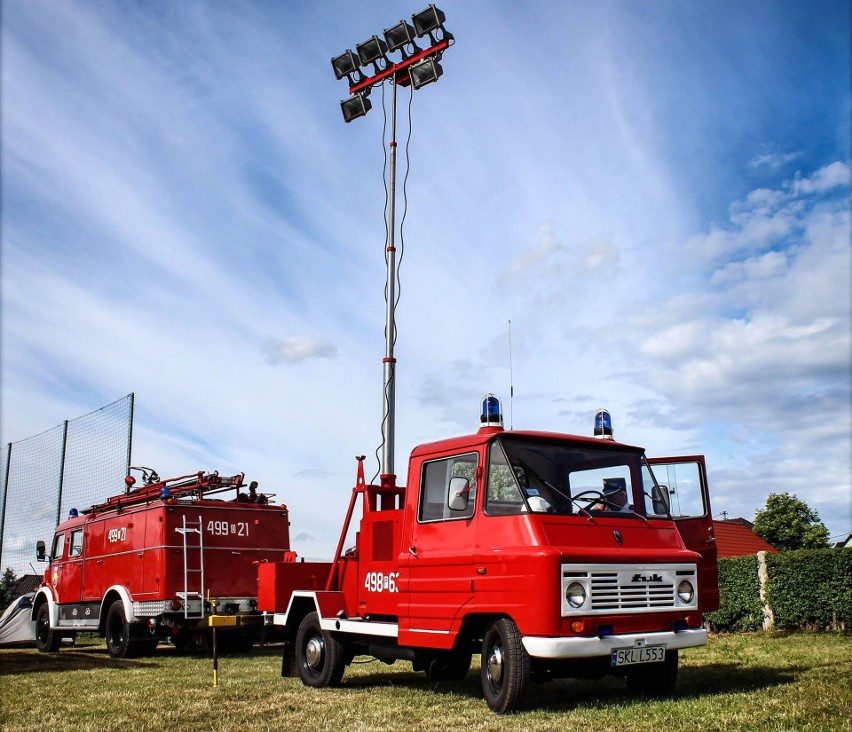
626 650 678 696
35 603 62 652
481 618 530 713
295 612 345 688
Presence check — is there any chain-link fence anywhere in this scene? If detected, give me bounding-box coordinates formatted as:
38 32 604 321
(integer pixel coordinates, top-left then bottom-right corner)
0 394 134 575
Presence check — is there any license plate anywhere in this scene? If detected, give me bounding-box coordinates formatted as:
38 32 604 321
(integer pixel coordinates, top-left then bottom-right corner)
611 645 665 667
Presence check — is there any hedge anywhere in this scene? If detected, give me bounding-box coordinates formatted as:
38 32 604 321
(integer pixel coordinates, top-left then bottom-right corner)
705 548 851 632
704 554 764 632
767 549 852 630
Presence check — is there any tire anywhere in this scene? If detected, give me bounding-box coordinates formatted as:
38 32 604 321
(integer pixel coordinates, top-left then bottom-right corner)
35 603 62 653
626 650 678 696
105 599 139 659
481 618 530 714
295 612 345 688
425 651 472 682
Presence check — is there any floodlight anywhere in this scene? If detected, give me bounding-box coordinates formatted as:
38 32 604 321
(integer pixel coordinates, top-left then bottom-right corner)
384 20 418 56
356 35 388 70
412 5 447 40
331 50 360 81
341 93 372 123
409 56 443 89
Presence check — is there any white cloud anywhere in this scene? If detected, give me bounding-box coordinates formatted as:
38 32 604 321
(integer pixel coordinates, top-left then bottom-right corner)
747 150 803 173
791 161 851 195
263 336 338 365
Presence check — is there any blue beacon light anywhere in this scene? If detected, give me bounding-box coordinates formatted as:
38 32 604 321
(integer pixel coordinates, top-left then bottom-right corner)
594 408 613 440
480 393 504 428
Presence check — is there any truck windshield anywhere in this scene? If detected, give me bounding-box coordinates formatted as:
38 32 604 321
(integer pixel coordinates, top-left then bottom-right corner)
484 435 646 518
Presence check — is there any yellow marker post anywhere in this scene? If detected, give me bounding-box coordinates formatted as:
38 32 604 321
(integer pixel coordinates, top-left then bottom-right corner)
209 593 219 687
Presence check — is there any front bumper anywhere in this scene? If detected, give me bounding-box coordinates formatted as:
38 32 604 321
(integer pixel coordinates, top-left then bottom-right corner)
522 628 707 659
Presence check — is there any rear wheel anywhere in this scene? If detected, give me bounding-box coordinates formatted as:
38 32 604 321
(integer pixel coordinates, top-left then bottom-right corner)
626 650 678 696
481 618 530 713
105 599 144 659
295 612 345 688
35 603 62 652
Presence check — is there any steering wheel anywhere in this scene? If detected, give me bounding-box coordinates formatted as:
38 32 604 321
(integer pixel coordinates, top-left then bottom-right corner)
572 489 622 510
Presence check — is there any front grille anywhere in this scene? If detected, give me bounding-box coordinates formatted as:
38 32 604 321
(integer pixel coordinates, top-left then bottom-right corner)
561 563 697 616
589 571 675 610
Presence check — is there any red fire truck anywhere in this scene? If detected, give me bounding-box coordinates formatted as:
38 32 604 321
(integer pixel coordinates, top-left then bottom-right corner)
257 400 719 713
32 470 291 658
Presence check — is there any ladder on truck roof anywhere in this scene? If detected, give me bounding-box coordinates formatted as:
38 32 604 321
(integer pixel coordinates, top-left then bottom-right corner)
176 515 206 620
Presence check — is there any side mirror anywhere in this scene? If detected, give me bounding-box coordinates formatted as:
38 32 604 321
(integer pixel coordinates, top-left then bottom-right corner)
36 540 46 562
447 477 470 512
651 484 671 515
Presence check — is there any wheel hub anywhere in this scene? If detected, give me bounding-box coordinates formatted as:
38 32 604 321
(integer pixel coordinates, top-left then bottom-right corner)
487 644 504 685
305 635 325 670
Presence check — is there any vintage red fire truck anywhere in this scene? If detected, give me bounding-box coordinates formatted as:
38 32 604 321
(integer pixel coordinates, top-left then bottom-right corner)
257 400 719 713
32 469 291 658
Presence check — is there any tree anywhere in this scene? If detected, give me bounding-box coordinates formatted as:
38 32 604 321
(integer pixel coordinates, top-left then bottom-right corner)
0 567 18 614
753 493 830 551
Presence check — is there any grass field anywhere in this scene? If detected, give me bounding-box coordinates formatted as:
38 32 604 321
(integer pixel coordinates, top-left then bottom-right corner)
1 632 850 731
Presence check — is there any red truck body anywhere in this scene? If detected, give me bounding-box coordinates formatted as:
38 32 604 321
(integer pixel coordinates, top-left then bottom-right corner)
32 471 291 657
258 415 719 712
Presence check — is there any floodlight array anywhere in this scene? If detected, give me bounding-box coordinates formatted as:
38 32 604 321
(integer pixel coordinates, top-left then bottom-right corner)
332 4 452 122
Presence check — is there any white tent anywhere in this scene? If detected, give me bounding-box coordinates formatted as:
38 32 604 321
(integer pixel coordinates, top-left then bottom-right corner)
0 593 36 646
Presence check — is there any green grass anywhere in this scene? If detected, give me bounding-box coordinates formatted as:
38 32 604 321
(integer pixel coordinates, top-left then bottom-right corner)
1 633 850 731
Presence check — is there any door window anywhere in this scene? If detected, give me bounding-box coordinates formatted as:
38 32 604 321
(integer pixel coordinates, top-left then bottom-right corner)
69 529 84 557
418 452 478 522
51 533 66 560
642 460 706 518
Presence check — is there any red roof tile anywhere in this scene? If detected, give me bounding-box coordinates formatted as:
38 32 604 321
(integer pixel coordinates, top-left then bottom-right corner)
713 520 778 558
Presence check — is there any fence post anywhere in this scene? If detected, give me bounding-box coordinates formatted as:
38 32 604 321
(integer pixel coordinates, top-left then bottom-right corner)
758 550 775 631
0 443 12 570
56 420 69 527
126 393 135 477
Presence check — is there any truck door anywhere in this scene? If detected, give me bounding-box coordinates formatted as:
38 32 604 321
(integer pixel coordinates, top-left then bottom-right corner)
62 528 85 604
82 520 105 601
644 456 719 611
401 451 479 642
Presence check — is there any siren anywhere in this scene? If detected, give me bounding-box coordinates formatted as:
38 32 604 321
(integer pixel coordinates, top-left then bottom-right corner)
68 508 79 518
160 486 171 499
594 408 613 440
480 393 504 428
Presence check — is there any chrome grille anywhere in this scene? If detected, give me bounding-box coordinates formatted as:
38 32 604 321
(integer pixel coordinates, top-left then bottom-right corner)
589 572 676 610
561 563 698 616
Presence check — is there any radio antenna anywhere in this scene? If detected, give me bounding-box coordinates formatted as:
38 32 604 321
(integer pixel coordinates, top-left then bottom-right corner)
508 319 514 430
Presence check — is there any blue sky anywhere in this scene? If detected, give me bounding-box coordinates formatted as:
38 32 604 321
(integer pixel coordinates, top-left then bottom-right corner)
2 0 850 560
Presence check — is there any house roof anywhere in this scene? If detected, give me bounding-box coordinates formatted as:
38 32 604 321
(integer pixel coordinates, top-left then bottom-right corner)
713 519 778 558
12 575 42 598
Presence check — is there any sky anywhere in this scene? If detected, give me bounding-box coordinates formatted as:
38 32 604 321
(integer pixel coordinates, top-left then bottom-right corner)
2 0 850 563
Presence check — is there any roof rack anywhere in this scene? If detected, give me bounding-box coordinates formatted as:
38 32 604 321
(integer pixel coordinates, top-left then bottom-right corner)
83 471 245 515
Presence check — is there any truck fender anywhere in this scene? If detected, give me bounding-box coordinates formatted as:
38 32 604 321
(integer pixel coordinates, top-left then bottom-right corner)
100 585 136 625
31 589 57 625
277 591 347 629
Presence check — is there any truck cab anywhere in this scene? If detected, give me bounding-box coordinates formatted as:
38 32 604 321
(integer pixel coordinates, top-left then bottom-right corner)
261 400 718 713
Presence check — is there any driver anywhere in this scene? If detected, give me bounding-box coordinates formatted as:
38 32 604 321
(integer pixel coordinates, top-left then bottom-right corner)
595 478 631 511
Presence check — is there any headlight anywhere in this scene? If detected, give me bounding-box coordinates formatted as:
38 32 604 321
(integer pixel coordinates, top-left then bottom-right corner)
566 582 586 608
677 580 695 604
